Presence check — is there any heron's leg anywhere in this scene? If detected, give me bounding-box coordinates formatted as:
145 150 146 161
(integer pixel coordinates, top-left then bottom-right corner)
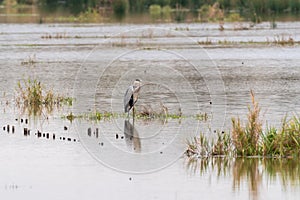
133 106 135 122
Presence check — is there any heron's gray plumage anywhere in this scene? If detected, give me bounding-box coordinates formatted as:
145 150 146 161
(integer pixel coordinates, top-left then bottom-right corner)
124 85 134 112
124 79 142 113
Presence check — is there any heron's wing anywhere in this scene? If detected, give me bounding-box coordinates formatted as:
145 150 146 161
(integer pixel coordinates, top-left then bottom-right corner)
124 86 133 112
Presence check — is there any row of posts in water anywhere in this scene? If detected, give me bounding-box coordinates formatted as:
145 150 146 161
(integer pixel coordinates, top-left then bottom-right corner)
87 127 126 140
2 118 78 143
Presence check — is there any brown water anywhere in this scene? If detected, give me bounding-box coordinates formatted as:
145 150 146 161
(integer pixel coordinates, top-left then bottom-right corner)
0 22 300 199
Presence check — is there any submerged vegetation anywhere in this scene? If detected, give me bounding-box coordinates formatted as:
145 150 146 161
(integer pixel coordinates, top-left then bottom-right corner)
186 91 300 158
15 78 74 116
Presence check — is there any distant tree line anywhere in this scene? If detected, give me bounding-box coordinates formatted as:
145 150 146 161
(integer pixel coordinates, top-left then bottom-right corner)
4 0 300 20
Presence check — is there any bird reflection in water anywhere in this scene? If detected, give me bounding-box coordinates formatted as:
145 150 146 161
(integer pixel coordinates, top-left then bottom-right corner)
124 119 141 153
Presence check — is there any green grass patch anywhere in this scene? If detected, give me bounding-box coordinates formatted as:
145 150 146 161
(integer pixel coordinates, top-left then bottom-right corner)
186 91 300 158
15 78 74 116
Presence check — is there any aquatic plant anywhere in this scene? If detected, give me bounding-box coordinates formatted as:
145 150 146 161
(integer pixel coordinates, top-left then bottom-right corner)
262 116 300 157
21 54 37 65
232 90 262 156
272 35 294 46
186 91 300 158
174 27 190 31
195 113 208 121
186 134 210 157
41 33 70 39
197 38 212 45
212 132 232 156
15 78 74 116
197 36 298 46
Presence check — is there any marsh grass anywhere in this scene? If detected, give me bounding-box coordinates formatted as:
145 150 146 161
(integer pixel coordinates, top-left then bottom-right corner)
262 116 300 157
272 35 295 46
41 33 70 39
195 113 208 121
198 35 298 46
21 54 37 65
197 38 212 45
232 90 262 156
186 91 300 158
64 104 193 122
16 78 74 116
212 132 232 156
186 134 210 157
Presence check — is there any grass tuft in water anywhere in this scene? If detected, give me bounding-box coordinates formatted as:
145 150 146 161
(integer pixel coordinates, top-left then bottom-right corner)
262 116 300 158
232 90 262 156
186 91 300 158
15 78 74 116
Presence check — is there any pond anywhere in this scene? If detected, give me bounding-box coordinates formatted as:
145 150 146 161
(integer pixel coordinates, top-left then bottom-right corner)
0 22 300 199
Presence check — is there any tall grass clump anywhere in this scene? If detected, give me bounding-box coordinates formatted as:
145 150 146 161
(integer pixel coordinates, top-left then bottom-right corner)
262 116 300 157
16 78 73 116
231 90 262 156
186 131 232 157
186 90 300 159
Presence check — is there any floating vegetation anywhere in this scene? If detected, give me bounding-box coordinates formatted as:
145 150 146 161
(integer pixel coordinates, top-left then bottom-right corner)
41 33 71 39
195 113 208 121
62 107 207 122
271 35 295 46
62 111 120 122
198 35 298 46
21 54 37 65
174 27 190 31
186 91 300 158
15 78 74 116
197 38 213 45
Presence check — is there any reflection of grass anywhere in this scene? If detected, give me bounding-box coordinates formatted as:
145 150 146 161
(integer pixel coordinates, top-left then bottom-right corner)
186 157 231 176
15 78 74 116
232 158 261 197
186 157 300 199
186 91 300 158
263 158 300 187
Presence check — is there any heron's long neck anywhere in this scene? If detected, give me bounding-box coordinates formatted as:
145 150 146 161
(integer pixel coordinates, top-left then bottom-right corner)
134 86 141 93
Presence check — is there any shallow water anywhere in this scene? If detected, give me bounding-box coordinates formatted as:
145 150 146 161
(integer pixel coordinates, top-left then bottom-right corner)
0 22 300 199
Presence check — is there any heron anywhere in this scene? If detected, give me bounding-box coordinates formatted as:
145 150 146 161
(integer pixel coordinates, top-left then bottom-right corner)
124 79 142 119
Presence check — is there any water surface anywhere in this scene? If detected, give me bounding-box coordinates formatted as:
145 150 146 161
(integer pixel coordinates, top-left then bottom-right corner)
0 22 300 199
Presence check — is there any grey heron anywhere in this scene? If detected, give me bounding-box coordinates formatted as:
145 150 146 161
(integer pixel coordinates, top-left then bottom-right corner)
124 79 142 119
